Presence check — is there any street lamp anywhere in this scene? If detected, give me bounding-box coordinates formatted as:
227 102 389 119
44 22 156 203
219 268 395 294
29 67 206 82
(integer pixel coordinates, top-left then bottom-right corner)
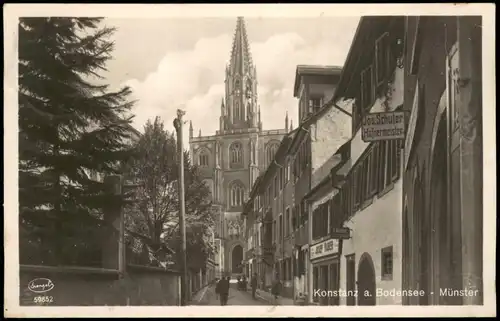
173 109 188 306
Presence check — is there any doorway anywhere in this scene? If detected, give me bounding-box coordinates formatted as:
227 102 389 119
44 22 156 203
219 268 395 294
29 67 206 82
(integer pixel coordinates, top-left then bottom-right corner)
345 254 356 306
231 244 243 274
357 253 376 306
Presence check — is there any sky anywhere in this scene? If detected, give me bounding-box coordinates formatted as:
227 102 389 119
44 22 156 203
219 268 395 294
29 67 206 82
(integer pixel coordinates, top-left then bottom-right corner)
102 16 360 139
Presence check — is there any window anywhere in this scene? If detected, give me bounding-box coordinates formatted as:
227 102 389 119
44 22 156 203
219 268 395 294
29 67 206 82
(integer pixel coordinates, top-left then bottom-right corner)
274 176 278 198
361 66 374 111
378 141 387 191
230 142 242 165
362 156 369 202
273 220 277 243
235 101 241 121
381 246 394 280
391 140 402 181
369 144 379 197
341 177 352 221
279 214 283 242
308 97 323 114
291 206 297 230
375 32 391 86
199 151 209 167
330 193 341 232
230 182 245 207
301 200 308 224
312 201 329 240
313 266 319 302
353 168 361 211
285 208 290 237
266 143 279 168
279 167 284 190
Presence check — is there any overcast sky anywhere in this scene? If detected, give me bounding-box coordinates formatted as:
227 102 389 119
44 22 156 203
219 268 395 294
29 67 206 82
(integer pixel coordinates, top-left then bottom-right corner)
102 16 360 139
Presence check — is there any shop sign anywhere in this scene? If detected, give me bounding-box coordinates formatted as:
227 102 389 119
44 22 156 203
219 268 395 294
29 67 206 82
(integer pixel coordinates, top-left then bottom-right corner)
310 238 339 261
361 111 406 142
331 227 351 239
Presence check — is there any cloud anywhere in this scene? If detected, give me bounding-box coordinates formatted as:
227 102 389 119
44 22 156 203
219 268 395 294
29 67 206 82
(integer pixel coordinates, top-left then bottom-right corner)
123 27 357 140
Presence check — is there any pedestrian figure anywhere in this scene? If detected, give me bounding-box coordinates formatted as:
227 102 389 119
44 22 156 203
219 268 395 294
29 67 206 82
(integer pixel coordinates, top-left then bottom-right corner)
219 276 230 306
242 275 247 291
251 273 258 300
271 274 283 305
214 278 221 301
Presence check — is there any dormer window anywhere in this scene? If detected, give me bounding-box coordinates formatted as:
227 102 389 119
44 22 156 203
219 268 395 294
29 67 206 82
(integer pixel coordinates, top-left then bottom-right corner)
308 97 323 114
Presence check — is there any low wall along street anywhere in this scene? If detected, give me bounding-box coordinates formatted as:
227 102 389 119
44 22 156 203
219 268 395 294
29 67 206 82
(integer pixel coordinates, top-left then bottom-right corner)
361 111 406 142
20 265 181 306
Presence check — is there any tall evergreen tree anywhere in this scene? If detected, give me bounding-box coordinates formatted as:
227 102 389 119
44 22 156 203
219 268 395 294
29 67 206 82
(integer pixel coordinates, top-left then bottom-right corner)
18 18 137 266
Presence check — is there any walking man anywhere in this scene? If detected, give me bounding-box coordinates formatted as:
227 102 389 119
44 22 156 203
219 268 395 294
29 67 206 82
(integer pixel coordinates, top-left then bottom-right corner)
214 278 221 301
271 274 283 305
251 273 258 300
219 276 230 306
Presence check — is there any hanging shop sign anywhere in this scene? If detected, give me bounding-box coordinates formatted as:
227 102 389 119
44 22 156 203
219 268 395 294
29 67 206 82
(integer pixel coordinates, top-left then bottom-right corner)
330 227 351 239
361 111 406 142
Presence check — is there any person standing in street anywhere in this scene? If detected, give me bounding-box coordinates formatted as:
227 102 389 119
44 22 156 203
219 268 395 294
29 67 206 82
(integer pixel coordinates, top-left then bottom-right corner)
271 274 283 305
251 273 258 300
214 278 221 301
219 276 230 306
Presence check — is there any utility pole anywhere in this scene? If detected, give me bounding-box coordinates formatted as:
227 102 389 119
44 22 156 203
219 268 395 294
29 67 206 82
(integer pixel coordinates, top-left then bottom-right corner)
173 109 188 306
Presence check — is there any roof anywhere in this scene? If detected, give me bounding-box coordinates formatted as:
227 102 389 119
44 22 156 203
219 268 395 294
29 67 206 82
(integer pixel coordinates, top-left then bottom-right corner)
332 16 400 102
304 139 351 201
242 130 296 216
293 65 343 97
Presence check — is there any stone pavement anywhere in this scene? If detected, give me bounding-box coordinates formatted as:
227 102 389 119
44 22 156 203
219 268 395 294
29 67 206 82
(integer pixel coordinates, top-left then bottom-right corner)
192 284 294 306
253 288 295 306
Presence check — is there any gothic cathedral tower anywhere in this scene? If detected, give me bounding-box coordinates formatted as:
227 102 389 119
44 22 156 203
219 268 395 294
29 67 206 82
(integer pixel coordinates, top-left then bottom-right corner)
189 17 287 279
220 17 261 132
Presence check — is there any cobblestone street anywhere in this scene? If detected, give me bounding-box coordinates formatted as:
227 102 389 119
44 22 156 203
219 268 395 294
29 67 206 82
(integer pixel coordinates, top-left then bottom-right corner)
194 286 273 306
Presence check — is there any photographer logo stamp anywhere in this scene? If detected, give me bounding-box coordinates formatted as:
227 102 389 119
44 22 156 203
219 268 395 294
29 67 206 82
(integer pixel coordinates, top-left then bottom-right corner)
28 278 55 293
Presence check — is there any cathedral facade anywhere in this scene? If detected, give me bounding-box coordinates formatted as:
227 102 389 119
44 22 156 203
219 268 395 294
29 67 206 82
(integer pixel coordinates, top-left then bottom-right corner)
188 17 290 278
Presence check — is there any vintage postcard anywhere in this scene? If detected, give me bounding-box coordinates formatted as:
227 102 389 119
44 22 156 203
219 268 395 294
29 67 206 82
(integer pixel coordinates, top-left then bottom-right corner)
3 3 496 318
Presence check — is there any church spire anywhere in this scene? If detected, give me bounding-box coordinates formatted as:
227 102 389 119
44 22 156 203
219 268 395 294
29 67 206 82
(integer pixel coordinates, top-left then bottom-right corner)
285 112 289 133
229 17 253 74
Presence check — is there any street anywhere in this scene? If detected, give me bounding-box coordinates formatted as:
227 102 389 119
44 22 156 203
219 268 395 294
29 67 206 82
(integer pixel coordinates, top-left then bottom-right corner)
194 286 272 306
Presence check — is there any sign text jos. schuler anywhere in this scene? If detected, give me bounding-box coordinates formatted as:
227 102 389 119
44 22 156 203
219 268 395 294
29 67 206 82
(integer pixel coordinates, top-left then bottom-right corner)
310 238 339 261
362 111 406 142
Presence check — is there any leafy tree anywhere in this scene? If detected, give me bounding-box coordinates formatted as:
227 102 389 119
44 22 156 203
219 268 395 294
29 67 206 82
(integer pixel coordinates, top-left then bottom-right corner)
124 117 215 268
18 18 137 266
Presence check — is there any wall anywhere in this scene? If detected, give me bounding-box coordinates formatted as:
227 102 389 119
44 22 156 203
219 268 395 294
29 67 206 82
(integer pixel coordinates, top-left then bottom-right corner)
310 106 352 188
339 179 403 305
20 265 180 306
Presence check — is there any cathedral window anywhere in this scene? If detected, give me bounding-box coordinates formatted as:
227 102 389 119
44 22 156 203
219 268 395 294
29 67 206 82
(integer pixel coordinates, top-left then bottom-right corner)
235 101 241 121
266 142 279 168
229 181 245 207
199 150 209 167
230 142 242 165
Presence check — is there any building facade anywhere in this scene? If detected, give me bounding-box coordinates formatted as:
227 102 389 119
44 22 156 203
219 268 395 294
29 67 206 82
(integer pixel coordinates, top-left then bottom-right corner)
310 16 407 306
305 142 350 306
290 66 349 303
189 17 288 278
401 16 483 305
242 65 349 301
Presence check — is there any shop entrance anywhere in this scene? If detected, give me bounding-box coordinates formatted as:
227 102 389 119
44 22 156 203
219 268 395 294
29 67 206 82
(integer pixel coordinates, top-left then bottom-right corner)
357 253 376 306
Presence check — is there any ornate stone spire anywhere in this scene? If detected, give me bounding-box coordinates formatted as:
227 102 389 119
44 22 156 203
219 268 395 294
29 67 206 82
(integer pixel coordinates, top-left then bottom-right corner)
189 120 193 138
285 111 289 133
229 17 253 75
